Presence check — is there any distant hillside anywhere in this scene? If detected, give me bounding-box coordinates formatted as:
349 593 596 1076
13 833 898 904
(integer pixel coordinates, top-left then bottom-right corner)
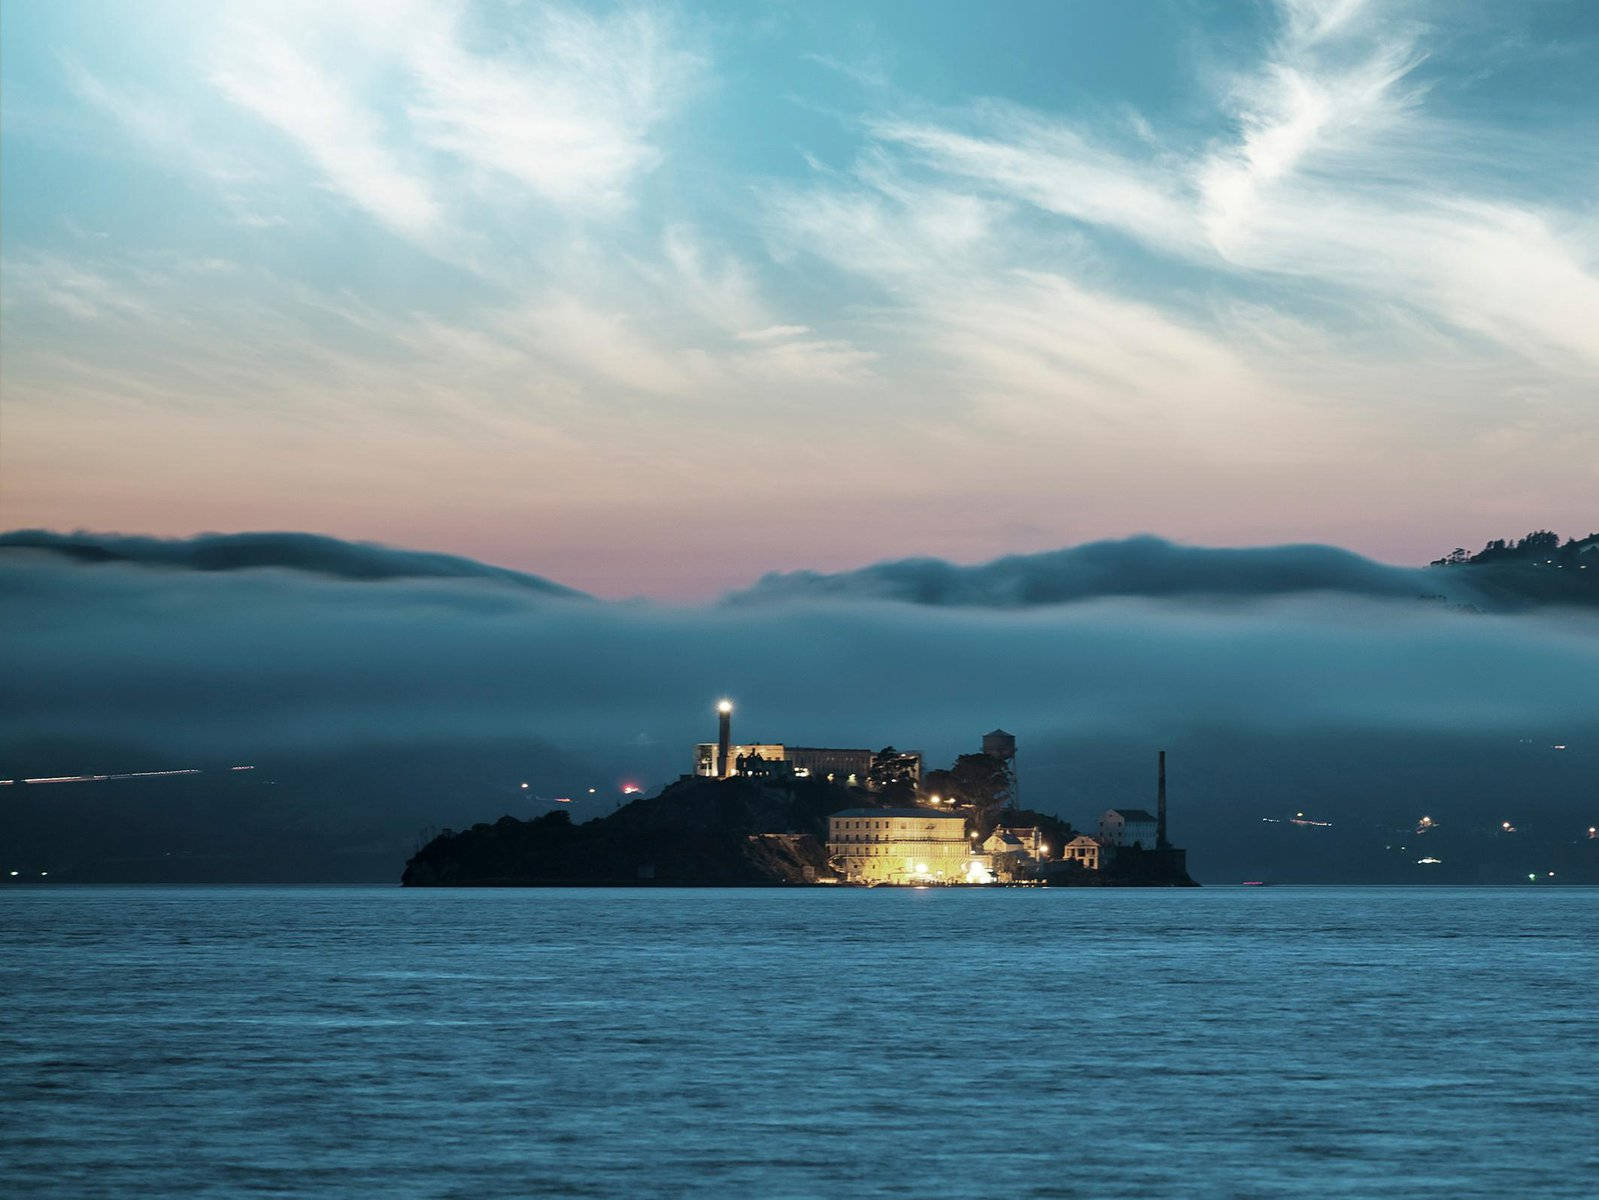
724 532 1599 612
725 536 1437 608
1428 531 1599 609
0 530 590 598
9 526 1592 610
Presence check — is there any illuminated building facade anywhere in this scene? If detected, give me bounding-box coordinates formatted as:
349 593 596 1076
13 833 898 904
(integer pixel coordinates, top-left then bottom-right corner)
693 700 887 783
696 743 786 778
1063 835 1103 870
694 741 892 785
989 826 1045 857
689 699 910 789
826 808 978 885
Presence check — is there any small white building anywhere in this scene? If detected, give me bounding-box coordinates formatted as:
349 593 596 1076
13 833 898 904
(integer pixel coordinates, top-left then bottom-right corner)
1098 808 1158 849
983 830 1029 858
1062 834 1104 871
993 826 1047 857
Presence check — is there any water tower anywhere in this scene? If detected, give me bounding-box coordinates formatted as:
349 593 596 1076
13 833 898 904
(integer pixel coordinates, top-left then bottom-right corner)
982 729 1017 809
982 729 1016 762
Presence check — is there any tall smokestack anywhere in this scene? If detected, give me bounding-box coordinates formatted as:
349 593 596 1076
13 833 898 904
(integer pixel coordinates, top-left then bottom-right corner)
1157 749 1168 850
716 700 733 778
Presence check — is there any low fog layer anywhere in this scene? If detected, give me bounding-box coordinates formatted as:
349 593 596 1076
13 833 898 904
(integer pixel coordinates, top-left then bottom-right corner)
5 539 1597 754
3 532 1595 881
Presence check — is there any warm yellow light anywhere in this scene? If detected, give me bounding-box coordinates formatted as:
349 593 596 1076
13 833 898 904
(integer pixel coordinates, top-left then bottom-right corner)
716 699 733 714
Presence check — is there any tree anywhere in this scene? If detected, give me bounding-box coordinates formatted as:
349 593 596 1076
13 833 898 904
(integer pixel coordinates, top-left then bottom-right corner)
869 746 920 804
947 752 1012 811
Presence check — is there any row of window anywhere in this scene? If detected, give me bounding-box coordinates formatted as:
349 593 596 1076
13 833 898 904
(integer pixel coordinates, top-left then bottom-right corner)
830 843 968 854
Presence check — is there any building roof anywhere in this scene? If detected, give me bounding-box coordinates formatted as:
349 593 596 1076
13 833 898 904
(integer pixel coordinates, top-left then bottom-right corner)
1105 808 1158 822
830 807 966 821
1065 834 1102 846
984 728 1013 738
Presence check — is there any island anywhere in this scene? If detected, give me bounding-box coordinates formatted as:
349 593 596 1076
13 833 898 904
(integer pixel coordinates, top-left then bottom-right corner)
402 714 1195 887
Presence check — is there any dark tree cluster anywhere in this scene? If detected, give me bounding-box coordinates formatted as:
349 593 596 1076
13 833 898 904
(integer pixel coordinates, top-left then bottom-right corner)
867 745 922 804
1431 530 1596 567
922 752 1013 811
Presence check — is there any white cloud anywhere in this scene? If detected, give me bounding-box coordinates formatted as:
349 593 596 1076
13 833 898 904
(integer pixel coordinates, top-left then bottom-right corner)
769 0 1598 388
212 29 440 237
869 109 1198 255
653 226 771 334
205 2 700 244
404 5 699 213
737 325 812 342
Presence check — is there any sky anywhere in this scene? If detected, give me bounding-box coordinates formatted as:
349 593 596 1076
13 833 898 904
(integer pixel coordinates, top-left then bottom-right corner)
1 0 1595 598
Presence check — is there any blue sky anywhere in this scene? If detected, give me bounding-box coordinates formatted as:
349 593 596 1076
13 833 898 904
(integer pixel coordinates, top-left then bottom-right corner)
2 0 1595 596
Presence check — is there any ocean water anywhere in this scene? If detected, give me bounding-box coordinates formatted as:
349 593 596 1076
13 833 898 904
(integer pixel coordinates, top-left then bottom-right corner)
3 887 1595 1199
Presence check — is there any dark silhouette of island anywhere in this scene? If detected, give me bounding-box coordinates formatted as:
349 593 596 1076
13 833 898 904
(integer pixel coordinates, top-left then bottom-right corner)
400 773 1194 887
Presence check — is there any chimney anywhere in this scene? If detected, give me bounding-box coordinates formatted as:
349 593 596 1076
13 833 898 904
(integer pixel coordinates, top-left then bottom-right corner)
1157 749 1168 850
716 700 733 778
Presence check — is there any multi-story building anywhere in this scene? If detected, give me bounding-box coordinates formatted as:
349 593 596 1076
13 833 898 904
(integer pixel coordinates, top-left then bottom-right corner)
1098 808 1158 849
827 808 977 885
785 746 876 787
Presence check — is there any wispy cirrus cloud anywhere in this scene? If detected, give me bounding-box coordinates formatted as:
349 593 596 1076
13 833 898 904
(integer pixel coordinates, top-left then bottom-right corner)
212 31 442 239
404 4 701 213
780 0 1598 379
208 1 700 245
